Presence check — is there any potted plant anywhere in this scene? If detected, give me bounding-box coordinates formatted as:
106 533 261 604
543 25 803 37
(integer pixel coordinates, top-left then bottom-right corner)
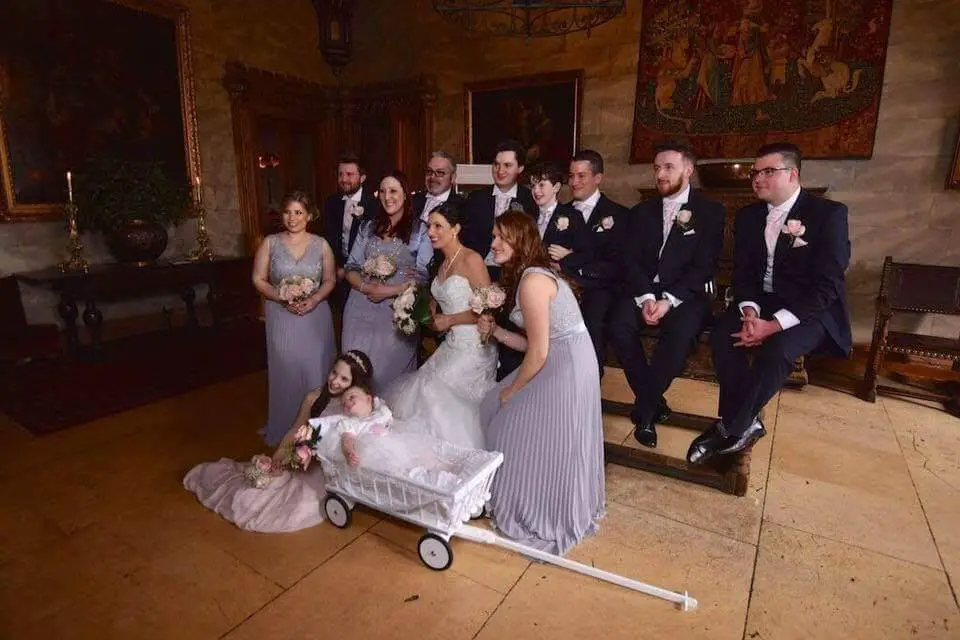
74 157 192 265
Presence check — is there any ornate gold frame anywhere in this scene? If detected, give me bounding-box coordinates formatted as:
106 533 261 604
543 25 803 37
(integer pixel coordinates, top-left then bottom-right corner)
0 0 200 222
949 113 960 190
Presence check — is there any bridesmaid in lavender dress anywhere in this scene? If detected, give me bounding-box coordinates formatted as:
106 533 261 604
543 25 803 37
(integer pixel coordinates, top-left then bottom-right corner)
252 191 338 446
342 170 433 393
478 211 605 556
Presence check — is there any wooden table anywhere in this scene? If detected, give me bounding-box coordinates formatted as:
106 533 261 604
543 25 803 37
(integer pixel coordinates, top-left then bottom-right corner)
17 258 248 356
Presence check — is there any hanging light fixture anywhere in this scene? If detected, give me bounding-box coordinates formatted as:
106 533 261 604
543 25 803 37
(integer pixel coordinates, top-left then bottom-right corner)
433 0 625 38
312 0 356 73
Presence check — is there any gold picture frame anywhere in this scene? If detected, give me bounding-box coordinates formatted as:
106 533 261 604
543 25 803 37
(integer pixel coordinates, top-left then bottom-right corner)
0 0 200 222
948 113 960 190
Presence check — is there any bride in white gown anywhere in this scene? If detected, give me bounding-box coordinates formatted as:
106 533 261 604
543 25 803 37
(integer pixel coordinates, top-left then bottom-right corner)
384 201 498 449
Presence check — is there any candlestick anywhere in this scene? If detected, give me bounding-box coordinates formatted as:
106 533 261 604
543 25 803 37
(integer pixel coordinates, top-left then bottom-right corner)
186 196 215 262
58 202 89 274
67 171 74 203
194 175 202 205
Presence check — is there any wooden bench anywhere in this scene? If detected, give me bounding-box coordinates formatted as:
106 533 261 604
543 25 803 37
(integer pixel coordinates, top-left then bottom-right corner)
862 256 960 416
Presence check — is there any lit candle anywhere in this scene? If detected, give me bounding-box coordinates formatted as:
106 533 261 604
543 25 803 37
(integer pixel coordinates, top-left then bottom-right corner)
67 171 73 203
194 175 202 205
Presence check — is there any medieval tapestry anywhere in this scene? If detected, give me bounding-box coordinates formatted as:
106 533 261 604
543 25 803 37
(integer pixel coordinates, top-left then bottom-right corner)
629 0 894 160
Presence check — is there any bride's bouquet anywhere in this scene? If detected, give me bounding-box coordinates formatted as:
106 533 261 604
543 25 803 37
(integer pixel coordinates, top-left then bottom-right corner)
392 282 432 335
278 275 318 304
469 284 507 344
361 253 398 283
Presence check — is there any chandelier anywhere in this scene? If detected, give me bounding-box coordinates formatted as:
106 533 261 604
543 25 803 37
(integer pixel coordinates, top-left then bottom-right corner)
433 1 625 38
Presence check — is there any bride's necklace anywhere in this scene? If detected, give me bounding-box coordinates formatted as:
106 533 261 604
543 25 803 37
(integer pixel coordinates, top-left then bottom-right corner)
441 245 463 280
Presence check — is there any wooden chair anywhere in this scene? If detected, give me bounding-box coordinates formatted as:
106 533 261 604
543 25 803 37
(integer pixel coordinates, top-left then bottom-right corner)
862 257 960 414
0 275 61 366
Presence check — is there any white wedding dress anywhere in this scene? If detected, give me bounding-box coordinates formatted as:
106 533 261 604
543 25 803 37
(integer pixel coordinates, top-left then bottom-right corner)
383 274 498 450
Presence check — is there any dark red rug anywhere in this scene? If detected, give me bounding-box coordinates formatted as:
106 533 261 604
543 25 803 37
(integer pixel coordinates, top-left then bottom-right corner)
1 319 266 436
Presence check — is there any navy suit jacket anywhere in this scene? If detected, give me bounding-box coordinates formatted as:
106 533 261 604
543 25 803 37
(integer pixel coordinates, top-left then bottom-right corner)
461 185 537 257
323 188 379 267
558 193 628 290
542 202 590 255
621 189 726 302
732 189 852 356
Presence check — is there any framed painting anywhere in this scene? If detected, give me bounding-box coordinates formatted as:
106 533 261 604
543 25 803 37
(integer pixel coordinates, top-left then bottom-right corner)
629 0 894 160
0 0 200 222
465 70 583 165
949 117 960 190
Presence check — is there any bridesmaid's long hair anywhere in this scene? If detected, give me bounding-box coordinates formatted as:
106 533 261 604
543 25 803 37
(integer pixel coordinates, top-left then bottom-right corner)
309 350 374 418
371 170 417 244
494 211 576 313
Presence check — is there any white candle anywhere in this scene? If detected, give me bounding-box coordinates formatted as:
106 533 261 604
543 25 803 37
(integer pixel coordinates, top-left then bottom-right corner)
195 175 202 205
67 171 73 203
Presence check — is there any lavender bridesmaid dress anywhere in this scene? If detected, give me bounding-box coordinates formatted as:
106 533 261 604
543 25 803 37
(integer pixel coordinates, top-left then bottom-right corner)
341 220 433 393
480 267 605 556
262 234 336 445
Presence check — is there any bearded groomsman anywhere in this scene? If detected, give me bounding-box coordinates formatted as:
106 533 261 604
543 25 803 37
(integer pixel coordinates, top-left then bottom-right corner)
323 154 378 311
412 151 465 222
462 139 536 381
549 149 627 376
687 142 851 464
609 141 726 448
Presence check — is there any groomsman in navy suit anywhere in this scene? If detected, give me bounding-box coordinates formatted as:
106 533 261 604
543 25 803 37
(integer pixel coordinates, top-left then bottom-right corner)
609 141 726 448
323 154 378 311
688 142 852 463
462 139 537 381
549 149 627 376
411 151 466 223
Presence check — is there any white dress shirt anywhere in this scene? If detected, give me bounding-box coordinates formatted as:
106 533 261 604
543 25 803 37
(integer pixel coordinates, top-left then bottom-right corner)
738 186 802 330
341 188 364 257
421 188 451 221
537 202 557 239
485 184 519 265
572 189 601 223
635 185 690 310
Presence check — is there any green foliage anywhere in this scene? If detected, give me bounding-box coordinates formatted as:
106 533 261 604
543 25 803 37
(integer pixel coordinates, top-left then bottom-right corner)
74 157 192 233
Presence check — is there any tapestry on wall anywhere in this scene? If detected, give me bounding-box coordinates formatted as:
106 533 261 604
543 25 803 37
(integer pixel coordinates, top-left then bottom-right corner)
629 0 894 160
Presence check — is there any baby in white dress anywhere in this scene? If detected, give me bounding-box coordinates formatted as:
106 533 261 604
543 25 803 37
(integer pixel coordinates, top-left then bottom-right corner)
311 385 393 466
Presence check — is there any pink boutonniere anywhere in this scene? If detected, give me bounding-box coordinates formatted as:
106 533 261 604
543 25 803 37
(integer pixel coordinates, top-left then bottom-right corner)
782 219 807 247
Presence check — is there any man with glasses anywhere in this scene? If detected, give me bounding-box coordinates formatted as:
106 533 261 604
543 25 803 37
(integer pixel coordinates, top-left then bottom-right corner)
412 151 465 222
687 142 852 464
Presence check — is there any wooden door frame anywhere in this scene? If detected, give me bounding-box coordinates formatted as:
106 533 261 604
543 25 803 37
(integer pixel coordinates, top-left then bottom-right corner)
222 62 436 255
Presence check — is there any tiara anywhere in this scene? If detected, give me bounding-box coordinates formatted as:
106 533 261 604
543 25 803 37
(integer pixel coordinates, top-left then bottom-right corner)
342 351 367 375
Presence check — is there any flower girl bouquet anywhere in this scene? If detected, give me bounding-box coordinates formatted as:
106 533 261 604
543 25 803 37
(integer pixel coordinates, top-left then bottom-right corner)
392 282 432 335
360 254 398 283
278 275 318 304
243 423 323 488
469 284 507 344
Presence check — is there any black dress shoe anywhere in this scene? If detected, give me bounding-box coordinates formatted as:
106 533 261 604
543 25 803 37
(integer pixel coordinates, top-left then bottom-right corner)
717 419 766 456
633 422 657 448
654 398 671 423
686 422 729 464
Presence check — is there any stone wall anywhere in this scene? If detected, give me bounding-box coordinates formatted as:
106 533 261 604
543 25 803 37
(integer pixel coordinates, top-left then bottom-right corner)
2 0 959 343
1 0 335 325
348 0 960 342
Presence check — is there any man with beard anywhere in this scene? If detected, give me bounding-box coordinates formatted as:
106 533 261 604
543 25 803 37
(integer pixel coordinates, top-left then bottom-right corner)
411 151 465 223
323 154 378 312
609 140 725 448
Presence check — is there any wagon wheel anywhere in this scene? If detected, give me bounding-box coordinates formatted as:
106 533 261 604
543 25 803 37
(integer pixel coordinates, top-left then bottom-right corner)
469 505 487 520
324 494 352 528
418 533 454 571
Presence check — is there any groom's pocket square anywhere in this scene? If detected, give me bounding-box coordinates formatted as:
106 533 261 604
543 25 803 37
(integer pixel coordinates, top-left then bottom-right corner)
682 229 696 236
793 238 808 247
